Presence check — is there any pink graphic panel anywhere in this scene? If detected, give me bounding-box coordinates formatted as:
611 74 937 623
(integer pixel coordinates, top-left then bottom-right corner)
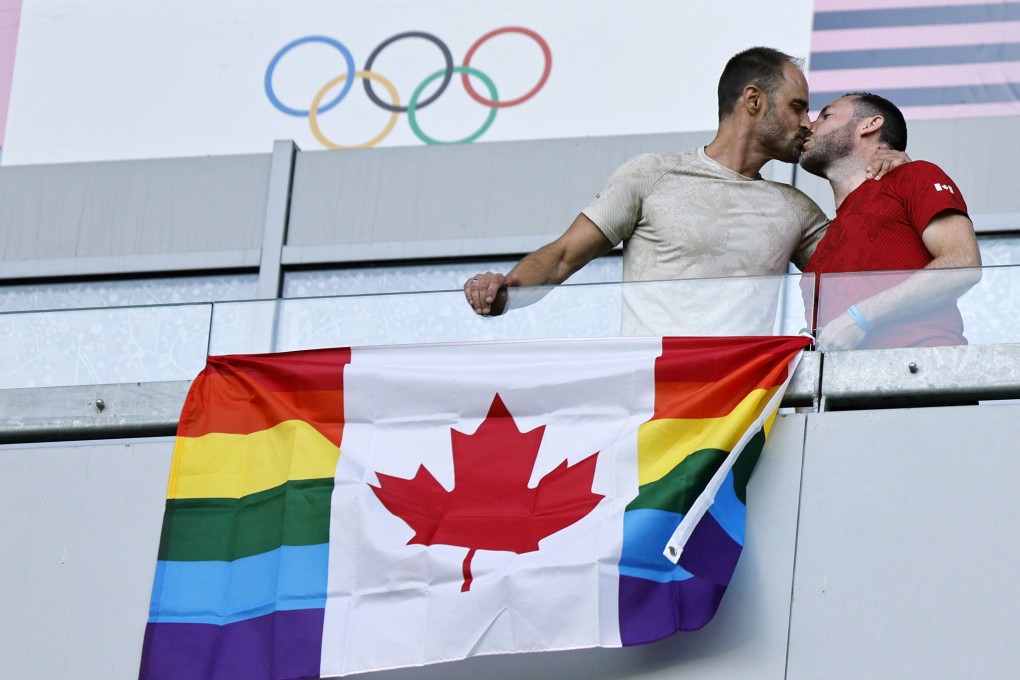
0 0 23 151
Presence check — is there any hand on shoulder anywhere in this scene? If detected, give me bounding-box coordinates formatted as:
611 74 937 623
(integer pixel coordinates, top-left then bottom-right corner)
866 144 912 180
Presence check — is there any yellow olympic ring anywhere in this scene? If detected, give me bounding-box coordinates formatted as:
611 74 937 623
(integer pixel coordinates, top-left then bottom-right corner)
309 70 400 149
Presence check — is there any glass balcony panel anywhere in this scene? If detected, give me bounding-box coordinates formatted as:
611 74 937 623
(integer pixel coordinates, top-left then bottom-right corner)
1 273 814 389
281 256 623 297
0 304 212 389
813 266 1016 350
210 274 812 355
978 236 1020 267
210 287 618 355
958 265 1020 345
0 274 257 313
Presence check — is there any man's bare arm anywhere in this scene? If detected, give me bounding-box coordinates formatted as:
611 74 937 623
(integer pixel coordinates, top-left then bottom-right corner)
818 211 982 350
464 213 615 315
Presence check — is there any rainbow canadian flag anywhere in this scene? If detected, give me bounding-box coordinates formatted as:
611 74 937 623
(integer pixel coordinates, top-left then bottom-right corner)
140 335 808 679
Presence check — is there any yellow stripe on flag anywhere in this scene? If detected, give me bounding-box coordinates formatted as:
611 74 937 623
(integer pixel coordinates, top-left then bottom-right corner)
637 386 777 486
168 420 341 499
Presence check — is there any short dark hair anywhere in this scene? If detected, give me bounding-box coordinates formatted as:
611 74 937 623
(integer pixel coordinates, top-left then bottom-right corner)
717 47 803 121
846 92 908 151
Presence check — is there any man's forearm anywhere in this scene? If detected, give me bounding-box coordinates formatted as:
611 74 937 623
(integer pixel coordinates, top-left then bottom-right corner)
851 264 981 327
852 214 981 326
508 243 577 287
464 213 613 316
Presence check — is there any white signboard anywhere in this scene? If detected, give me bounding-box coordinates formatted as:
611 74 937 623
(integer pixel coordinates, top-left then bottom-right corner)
3 0 815 164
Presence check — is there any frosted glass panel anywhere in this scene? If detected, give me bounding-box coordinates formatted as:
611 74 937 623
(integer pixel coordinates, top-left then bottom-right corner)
0 304 211 389
0 275 257 313
282 256 623 297
979 236 1020 267
814 266 1020 350
213 274 810 355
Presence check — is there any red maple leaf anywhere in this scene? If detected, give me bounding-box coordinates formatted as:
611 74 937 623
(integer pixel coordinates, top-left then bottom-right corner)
370 393 604 591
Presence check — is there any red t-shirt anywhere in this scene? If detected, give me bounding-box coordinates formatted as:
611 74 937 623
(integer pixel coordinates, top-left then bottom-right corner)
803 161 970 349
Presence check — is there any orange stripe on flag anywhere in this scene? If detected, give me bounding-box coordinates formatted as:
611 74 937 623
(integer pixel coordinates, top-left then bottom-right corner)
178 349 350 444
652 336 805 419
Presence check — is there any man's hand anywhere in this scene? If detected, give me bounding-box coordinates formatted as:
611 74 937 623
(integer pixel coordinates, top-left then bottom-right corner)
464 272 520 316
866 144 912 180
816 311 867 351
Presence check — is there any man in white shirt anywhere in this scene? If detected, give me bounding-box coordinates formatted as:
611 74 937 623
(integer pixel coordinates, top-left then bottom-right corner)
463 47 903 334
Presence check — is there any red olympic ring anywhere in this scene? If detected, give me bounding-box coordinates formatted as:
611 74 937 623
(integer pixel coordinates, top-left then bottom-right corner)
461 26 552 109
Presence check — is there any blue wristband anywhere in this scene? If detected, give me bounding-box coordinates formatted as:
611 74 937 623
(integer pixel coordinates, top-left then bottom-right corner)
846 304 873 332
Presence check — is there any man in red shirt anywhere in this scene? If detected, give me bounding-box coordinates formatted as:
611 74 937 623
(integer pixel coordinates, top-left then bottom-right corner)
798 92 982 350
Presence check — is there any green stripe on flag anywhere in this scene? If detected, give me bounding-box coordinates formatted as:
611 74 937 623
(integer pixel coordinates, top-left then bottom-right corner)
626 448 727 515
731 428 766 505
157 477 334 562
626 427 768 514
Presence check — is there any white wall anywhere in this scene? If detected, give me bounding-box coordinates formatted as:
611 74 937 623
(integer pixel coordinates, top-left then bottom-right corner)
3 405 1018 679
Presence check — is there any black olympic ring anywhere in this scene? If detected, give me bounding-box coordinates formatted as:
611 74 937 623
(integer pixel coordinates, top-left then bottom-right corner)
362 31 454 113
264 27 552 148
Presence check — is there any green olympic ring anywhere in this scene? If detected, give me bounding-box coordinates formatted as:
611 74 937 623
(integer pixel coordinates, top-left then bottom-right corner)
407 66 498 145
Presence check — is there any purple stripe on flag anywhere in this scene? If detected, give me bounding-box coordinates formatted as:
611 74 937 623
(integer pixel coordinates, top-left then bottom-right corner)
677 510 743 586
618 575 726 645
139 608 323 680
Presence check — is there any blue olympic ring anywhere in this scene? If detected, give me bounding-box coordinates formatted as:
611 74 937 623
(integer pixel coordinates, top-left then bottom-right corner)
264 28 551 147
264 36 356 117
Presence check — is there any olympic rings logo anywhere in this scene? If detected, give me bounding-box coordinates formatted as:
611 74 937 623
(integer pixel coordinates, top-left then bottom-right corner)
264 27 552 149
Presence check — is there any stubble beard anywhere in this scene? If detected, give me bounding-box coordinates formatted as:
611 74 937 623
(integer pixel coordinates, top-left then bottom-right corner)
799 121 856 178
761 104 808 164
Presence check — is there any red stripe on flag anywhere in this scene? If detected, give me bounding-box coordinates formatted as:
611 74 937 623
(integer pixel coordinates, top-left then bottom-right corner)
204 349 350 392
653 336 809 419
178 348 351 442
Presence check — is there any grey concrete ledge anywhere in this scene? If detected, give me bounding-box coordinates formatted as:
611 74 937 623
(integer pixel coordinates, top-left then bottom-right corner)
785 350 821 409
7 344 1018 443
0 354 820 444
820 343 1020 410
0 380 191 444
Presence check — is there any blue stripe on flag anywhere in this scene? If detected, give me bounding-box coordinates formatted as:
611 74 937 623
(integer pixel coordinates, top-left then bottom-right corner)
707 471 745 547
619 509 694 583
148 543 329 625
814 3 1020 31
811 43 1020 71
811 82 1020 111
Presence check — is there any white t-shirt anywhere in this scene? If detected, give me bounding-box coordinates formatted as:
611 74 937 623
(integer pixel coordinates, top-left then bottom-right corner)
581 147 829 335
